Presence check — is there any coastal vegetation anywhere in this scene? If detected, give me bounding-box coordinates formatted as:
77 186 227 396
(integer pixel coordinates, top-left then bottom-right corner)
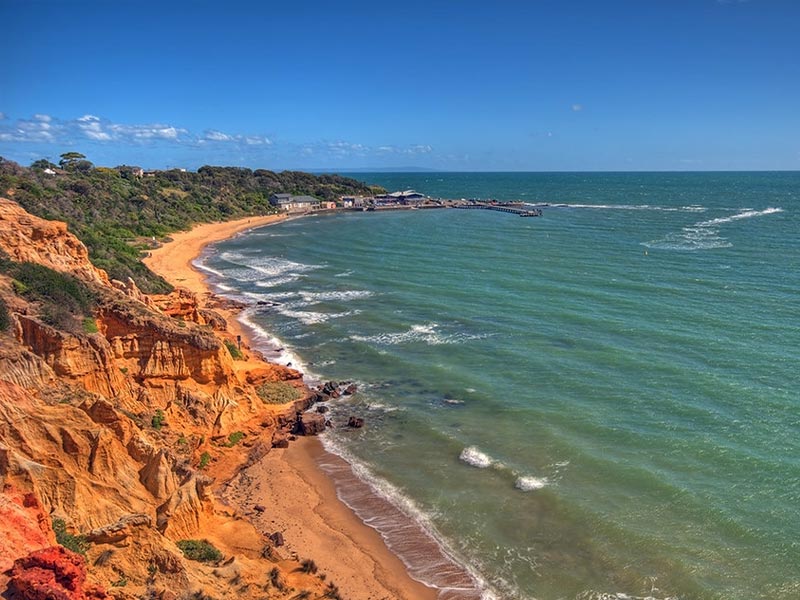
224 338 244 360
0 155 379 293
0 253 98 333
175 539 223 563
52 517 90 557
257 381 303 404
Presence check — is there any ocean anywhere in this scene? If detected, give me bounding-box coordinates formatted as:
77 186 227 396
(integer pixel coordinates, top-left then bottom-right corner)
199 172 799 600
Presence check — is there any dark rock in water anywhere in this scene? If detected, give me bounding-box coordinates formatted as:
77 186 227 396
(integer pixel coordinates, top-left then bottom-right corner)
316 404 329 414
270 531 285 547
347 416 365 428
343 383 358 395
325 419 332 428
321 380 339 395
294 412 326 436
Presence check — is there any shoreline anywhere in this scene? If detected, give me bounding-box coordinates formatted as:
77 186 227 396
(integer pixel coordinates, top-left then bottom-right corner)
143 215 439 600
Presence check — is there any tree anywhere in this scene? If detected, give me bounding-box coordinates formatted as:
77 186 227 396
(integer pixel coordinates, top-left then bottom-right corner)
31 158 57 170
59 152 87 168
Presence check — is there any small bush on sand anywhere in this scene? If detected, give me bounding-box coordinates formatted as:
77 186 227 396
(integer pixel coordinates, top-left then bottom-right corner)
176 539 223 563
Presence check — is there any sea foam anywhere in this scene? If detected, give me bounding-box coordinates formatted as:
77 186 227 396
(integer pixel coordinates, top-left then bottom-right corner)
459 446 495 469
514 475 549 491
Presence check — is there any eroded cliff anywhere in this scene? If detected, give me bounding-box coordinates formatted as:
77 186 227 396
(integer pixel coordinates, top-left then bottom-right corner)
0 198 331 599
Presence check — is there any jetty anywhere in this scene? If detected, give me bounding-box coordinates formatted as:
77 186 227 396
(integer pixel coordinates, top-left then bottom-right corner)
453 202 543 217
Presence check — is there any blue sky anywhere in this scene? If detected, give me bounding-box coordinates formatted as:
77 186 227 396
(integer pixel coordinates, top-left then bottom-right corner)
1 0 798 171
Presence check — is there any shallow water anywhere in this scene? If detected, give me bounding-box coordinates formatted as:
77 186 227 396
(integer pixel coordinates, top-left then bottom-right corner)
202 172 800 599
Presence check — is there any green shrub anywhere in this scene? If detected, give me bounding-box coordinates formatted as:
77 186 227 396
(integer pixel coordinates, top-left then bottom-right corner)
225 431 244 447
198 451 211 469
224 339 243 360
6 262 98 332
11 279 27 294
151 409 165 430
176 539 223 563
52 517 89 556
256 381 302 405
82 317 98 333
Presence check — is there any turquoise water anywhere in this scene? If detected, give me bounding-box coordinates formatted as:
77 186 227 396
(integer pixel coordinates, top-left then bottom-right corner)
202 172 799 599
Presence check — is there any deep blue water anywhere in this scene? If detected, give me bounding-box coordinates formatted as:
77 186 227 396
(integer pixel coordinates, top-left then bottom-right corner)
202 172 799 600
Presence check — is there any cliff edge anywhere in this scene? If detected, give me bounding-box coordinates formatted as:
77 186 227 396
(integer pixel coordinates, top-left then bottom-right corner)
0 198 332 599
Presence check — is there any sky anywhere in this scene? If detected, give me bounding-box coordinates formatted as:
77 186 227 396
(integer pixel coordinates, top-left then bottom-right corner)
1 0 798 172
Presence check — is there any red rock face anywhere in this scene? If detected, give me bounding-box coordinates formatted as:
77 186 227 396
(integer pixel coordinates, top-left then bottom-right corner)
6 546 107 600
0 486 55 575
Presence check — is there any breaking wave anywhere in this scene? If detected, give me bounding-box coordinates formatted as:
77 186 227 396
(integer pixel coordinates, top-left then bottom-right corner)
459 446 495 469
352 323 487 346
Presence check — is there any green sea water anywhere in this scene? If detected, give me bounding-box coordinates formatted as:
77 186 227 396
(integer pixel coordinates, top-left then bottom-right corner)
202 172 799 599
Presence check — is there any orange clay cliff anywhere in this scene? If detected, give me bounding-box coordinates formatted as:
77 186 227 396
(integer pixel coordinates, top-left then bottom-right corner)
0 197 342 599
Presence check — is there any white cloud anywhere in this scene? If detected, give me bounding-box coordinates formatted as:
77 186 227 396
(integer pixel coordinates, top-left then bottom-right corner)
244 135 271 145
203 129 271 145
375 143 432 155
571 104 583 112
0 112 6 121
204 130 233 142
0 113 428 164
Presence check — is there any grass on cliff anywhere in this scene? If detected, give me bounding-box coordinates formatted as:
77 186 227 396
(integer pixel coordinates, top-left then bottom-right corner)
0 258 98 333
224 339 244 360
52 517 90 556
257 381 302 405
176 539 223 563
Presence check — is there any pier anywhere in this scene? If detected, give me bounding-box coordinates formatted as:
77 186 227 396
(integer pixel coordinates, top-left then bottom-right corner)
453 202 543 217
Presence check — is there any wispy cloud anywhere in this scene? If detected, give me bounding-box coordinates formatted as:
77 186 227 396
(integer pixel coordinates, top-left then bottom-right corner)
201 129 272 145
571 103 583 112
0 113 433 166
0 114 271 148
0 112 7 121
296 140 433 160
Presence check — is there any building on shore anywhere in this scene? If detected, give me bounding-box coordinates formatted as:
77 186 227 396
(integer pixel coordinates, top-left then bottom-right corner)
269 193 325 213
374 190 428 206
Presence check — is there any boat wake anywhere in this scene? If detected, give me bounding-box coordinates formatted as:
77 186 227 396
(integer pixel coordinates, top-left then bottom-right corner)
643 207 783 251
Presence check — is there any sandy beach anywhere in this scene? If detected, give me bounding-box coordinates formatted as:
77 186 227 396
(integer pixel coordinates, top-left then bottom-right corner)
144 215 438 600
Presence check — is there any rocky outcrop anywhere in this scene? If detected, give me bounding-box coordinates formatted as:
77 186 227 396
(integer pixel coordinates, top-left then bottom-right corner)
15 315 132 402
293 411 327 436
0 197 108 286
5 546 108 600
85 514 152 546
0 486 55 577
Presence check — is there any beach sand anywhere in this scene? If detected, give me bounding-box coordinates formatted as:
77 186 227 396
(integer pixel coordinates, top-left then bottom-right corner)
144 216 438 600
